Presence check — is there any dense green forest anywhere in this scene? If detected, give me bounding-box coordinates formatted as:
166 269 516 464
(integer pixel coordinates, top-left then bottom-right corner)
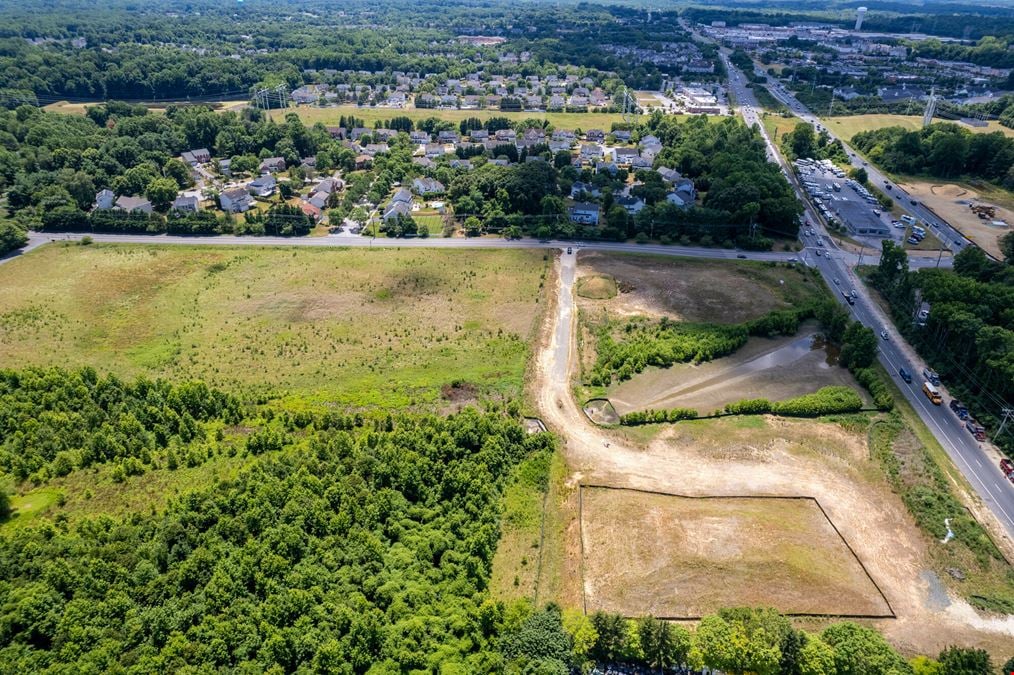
0 0 693 102
870 240 1014 458
850 123 1014 189
0 366 1002 672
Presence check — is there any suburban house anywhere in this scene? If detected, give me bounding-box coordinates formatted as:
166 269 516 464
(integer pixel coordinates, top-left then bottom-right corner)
248 176 277 197
220 187 254 213
299 201 323 222
94 189 115 210
171 195 200 213
673 178 696 202
306 194 329 211
616 195 645 215
114 195 153 214
181 148 211 165
569 202 600 225
383 200 410 223
218 159 232 177
613 130 632 142
612 147 640 166
355 155 373 170
666 191 691 208
570 181 600 199
259 157 287 173
424 143 447 159
580 144 604 162
657 166 682 184
412 177 445 195
585 129 605 142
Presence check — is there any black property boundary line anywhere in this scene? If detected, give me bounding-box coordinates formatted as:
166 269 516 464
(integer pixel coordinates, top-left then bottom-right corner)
578 484 896 620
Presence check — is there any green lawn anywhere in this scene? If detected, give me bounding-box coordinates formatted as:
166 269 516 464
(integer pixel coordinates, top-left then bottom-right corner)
0 243 550 410
271 105 693 130
823 114 1014 141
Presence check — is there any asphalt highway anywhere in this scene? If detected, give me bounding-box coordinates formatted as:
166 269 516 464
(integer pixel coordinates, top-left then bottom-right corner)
719 50 1014 538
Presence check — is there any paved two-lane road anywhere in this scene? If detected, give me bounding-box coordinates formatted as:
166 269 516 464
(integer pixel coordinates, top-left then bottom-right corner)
716 48 1014 539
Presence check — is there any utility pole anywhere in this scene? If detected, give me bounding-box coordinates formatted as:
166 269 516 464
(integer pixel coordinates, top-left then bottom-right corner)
997 408 1014 438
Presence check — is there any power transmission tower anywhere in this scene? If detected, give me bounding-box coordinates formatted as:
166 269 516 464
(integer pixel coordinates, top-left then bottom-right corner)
922 86 938 127
621 87 636 124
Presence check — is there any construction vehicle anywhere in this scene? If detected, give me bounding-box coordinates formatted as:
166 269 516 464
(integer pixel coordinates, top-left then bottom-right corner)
948 399 969 420
923 381 942 405
965 419 986 442
970 203 996 220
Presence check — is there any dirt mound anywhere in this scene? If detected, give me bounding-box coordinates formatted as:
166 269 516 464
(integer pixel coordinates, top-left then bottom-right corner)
576 274 618 300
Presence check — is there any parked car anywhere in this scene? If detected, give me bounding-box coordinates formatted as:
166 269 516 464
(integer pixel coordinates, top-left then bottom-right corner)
898 367 912 383
1000 458 1014 476
880 330 889 340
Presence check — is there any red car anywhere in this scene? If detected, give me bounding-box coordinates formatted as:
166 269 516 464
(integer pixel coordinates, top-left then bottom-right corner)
1002 458 1014 477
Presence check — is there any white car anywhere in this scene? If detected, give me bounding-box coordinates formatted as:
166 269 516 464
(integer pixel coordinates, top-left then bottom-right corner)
880 330 889 340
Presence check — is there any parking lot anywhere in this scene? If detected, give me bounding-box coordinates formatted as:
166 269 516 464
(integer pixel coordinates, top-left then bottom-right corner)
795 158 899 247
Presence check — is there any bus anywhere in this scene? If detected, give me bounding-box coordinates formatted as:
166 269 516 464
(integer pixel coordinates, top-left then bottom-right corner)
923 381 942 405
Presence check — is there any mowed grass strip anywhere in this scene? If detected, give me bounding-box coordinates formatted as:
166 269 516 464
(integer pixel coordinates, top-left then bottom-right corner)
580 488 892 618
822 114 1014 140
0 244 549 409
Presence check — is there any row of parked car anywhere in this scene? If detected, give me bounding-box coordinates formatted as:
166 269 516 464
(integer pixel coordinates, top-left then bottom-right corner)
901 366 1012 482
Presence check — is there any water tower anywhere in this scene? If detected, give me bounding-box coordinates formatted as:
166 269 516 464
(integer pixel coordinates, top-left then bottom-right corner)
854 7 867 31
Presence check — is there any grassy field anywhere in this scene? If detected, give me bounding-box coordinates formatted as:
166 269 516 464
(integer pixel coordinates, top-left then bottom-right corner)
41 100 250 116
0 243 549 410
489 450 553 602
574 252 825 325
271 105 635 130
823 114 1014 140
762 113 801 146
580 487 892 618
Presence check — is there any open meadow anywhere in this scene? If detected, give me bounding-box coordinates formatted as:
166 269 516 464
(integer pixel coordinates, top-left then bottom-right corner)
0 243 549 410
270 105 635 130
823 114 1014 140
580 487 893 618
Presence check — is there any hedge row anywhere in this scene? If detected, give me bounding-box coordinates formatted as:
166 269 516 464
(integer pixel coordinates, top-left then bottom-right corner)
720 387 865 418
619 407 699 426
744 303 817 338
769 386 864 417
723 398 772 415
852 367 894 411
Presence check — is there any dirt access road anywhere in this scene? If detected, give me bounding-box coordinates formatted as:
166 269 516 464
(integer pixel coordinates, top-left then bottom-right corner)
532 250 1014 656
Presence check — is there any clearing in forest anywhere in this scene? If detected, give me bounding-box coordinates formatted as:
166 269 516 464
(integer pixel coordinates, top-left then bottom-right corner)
579 486 894 619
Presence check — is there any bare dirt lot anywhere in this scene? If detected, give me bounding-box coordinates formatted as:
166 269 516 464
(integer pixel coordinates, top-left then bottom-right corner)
581 487 893 618
531 253 1014 659
609 327 865 415
898 180 1013 259
575 251 822 324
